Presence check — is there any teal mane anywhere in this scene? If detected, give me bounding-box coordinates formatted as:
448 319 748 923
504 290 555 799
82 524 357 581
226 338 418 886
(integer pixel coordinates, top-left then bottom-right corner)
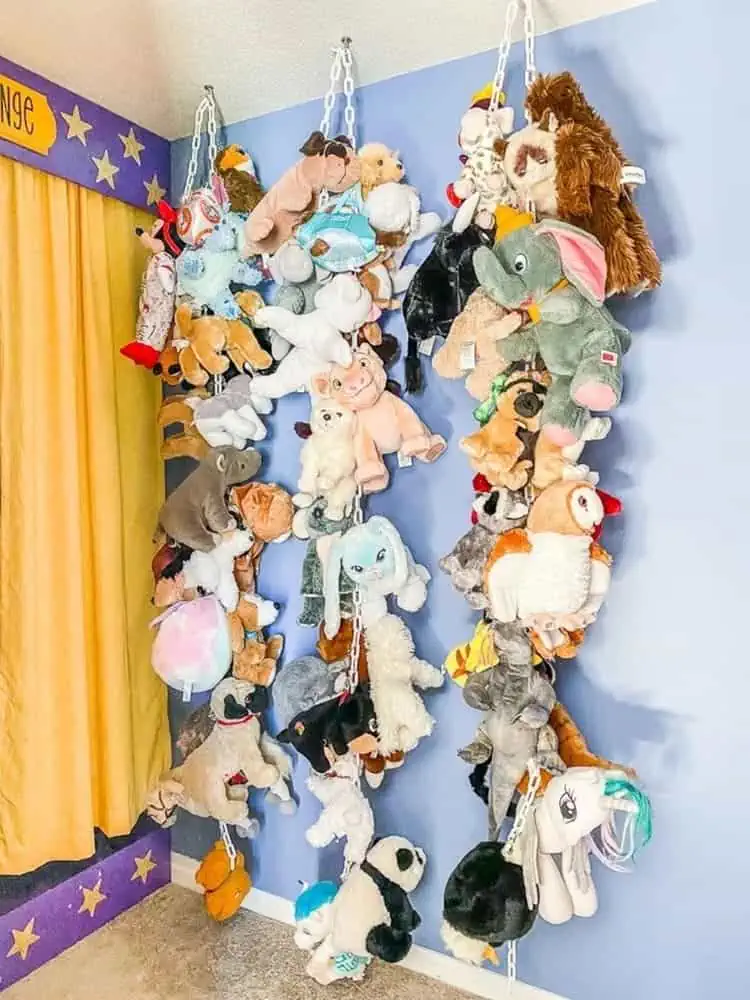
603 777 653 853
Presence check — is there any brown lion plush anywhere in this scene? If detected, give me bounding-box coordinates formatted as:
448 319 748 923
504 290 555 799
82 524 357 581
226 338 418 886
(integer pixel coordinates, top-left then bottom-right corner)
501 72 661 296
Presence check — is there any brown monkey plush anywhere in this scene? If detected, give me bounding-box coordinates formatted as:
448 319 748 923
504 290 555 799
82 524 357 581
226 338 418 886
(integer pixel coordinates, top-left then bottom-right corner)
501 72 661 296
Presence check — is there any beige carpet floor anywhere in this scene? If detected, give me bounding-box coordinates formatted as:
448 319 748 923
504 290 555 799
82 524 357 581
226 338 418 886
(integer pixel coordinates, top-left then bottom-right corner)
5 884 474 1000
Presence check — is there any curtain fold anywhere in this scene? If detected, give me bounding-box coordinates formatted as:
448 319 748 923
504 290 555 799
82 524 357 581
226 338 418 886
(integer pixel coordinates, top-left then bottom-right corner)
0 156 170 875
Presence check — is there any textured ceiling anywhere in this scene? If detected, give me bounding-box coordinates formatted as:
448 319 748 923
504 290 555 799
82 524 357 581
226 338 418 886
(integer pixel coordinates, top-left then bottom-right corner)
2 0 653 138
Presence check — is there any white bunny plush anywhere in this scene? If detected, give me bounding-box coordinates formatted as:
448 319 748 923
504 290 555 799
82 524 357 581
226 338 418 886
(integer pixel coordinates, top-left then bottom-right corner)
323 516 430 639
295 400 357 521
250 274 371 401
183 529 251 612
305 752 374 867
364 613 443 755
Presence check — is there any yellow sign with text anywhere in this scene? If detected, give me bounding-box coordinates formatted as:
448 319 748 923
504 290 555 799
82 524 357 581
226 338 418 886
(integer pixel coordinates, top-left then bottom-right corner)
0 74 57 155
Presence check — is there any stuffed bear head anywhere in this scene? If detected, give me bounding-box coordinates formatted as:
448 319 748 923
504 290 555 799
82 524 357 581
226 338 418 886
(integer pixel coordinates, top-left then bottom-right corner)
299 131 361 193
309 400 356 438
367 836 426 893
311 343 386 411
358 142 404 194
314 272 373 333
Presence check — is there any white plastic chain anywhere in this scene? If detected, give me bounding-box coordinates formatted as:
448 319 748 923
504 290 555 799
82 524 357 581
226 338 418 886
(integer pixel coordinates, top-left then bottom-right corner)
182 85 219 203
489 0 538 114
219 820 238 871
506 939 517 991
522 0 538 112
319 38 356 145
347 485 364 693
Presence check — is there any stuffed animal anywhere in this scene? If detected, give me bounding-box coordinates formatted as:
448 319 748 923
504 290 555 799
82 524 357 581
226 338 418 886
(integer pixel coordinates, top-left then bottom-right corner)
277 686 379 774
272 654 348 732
121 200 185 367
439 477 528 610
294 497 355 628
296 401 357 520
447 86 517 232
358 143 404 197
484 479 613 651
296 184 378 273
158 447 261 552
196 840 252 922
152 341 185 386
245 132 361 254
151 542 197 608
474 217 631 445
403 223 492 392
303 836 425 984
151 596 232 694
215 145 264 215
230 481 294 594
295 882 373 983
268 240 318 319
305 752 375 868
312 344 446 493
147 677 290 825
184 374 272 447
459 634 561 837
323 516 430 639
519 768 652 924
158 392 212 462
363 614 443 756
501 72 661 295
227 594 284 684
182 529 251 612
441 841 535 966
444 620 499 686
250 274 371 401
432 288 522 399
171 301 273 389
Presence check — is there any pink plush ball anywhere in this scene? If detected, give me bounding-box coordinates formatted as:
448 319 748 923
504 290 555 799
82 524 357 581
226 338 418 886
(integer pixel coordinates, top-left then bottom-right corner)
151 596 231 692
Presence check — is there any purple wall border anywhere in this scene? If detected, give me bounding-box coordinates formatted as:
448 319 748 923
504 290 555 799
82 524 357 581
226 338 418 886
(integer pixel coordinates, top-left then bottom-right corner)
0 56 171 213
0 828 170 992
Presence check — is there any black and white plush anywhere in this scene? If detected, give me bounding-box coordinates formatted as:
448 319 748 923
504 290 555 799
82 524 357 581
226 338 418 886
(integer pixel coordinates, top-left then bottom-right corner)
304 836 426 984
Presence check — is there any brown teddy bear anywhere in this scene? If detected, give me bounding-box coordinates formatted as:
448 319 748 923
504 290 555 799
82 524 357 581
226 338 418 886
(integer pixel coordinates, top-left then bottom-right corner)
501 72 661 295
196 840 251 922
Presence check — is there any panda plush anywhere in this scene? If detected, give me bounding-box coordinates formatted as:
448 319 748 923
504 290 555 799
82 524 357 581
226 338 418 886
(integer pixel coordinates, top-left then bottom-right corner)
304 836 426 984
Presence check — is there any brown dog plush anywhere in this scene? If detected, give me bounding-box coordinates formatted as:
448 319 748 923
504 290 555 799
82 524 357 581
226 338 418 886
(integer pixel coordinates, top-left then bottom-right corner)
501 72 661 295
228 595 284 685
158 392 211 462
173 300 272 388
244 132 361 255
357 143 404 198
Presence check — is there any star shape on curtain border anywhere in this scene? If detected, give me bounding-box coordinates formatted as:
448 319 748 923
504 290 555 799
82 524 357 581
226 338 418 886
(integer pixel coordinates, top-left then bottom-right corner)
78 877 107 917
92 149 120 190
131 849 157 884
119 127 145 166
6 919 40 961
144 173 166 207
60 105 93 145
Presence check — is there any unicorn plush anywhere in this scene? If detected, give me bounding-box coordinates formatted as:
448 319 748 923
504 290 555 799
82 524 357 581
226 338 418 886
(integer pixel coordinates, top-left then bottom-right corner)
520 767 652 924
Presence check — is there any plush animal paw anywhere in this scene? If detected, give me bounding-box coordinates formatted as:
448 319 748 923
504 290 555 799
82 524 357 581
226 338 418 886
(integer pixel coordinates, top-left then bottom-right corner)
542 424 579 447
573 381 617 411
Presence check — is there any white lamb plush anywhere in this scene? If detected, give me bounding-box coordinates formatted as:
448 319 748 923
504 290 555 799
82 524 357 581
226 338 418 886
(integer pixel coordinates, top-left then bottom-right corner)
183 529 251 612
250 274 371 401
364 613 444 755
295 401 357 520
305 752 374 867
364 182 441 292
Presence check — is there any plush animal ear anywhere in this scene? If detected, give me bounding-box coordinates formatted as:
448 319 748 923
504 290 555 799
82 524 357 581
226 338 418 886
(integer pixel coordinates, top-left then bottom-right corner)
323 539 344 640
535 220 606 306
267 635 285 662
539 110 559 133
396 848 414 872
300 131 326 156
175 303 192 337
368 516 409 591
311 371 334 398
216 451 227 473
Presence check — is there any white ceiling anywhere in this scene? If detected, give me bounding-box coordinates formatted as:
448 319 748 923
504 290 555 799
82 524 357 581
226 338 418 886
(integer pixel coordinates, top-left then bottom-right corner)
2 0 653 139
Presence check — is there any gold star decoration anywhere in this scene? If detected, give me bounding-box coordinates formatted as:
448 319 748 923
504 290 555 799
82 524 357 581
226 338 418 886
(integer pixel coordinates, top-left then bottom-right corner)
143 173 166 207
78 877 107 917
119 127 145 166
61 105 93 145
6 919 40 961
91 149 120 190
131 850 157 884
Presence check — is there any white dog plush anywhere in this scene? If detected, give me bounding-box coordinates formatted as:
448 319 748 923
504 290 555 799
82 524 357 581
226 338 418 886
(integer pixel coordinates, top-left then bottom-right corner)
183 529 251 612
364 614 443 755
305 752 374 867
295 400 357 520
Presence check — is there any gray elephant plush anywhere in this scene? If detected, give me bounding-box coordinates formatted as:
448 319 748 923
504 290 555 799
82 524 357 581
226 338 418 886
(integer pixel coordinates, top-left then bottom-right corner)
459 625 562 839
473 219 630 446
293 497 354 627
158 446 261 552
323 516 430 639
439 485 528 610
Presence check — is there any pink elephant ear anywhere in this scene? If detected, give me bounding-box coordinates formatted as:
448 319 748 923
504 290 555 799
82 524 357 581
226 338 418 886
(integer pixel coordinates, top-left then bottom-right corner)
536 220 607 306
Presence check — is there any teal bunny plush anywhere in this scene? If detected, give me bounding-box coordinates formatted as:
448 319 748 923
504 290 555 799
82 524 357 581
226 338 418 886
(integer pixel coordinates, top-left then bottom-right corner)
323 516 430 639
473 219 631 445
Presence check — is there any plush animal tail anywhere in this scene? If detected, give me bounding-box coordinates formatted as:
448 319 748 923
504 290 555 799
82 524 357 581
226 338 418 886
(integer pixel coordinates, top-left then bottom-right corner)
404 338 423 394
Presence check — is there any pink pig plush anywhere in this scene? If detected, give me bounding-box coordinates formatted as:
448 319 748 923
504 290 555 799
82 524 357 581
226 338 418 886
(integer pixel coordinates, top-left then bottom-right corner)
312 344 446 493
244 132 361 255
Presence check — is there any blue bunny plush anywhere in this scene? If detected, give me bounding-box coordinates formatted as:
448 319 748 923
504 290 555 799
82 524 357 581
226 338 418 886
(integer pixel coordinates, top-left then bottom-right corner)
323 516 430 639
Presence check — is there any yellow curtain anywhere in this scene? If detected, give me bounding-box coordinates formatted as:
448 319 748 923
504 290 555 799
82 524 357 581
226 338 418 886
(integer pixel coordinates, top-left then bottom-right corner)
0 156 170 875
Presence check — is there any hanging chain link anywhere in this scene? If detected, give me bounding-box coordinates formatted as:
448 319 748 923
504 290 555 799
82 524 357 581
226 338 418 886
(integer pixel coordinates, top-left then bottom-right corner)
219 820 238 871
506 939 517 991
319 46 344 138
522 0 538 112
182 86 219 203
489 1 521 112
340 40 356 147
503 756 541 858
347 482 364 692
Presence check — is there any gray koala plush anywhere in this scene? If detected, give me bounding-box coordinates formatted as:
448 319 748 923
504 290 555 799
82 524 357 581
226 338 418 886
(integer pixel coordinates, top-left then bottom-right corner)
158 446 261 552
440 487 528 610
293 496 355 627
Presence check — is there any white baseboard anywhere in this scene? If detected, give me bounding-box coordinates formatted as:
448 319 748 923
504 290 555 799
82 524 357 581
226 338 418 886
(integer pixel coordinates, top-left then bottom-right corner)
171 851 566 1000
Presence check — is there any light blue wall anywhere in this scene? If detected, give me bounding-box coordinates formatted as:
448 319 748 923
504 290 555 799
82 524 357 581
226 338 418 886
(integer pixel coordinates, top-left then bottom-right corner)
169 3 750 998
